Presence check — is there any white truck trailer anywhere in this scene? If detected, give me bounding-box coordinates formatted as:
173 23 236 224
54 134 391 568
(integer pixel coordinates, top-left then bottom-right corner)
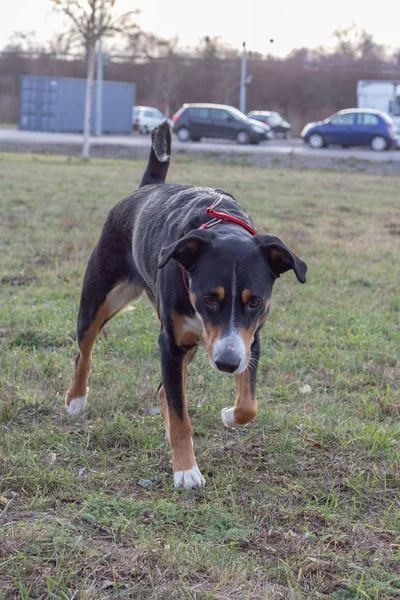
357 80 400 147
357 80 400 127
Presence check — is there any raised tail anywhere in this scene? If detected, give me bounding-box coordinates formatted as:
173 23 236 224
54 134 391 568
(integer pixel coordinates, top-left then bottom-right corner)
139 120 171 188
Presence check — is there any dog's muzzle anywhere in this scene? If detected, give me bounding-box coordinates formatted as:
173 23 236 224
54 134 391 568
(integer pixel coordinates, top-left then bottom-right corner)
212 332 247 375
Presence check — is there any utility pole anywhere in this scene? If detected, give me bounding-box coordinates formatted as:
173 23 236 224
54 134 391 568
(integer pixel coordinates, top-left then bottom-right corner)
95 4 103 137
239 41 247 114
239 39 273 115
82 42 95 159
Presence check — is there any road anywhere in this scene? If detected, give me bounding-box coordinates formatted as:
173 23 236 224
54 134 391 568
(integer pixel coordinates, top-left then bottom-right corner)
1 128 400 163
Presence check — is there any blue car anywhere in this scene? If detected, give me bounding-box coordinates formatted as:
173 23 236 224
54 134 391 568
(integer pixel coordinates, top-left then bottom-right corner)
301 109 398 152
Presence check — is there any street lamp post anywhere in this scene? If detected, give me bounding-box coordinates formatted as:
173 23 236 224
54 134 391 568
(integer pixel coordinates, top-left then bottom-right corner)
95 4 103 137
239 41 247 114
239 39 274 114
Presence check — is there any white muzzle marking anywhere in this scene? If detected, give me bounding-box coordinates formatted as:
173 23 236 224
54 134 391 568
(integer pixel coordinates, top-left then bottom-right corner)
212 331 247 375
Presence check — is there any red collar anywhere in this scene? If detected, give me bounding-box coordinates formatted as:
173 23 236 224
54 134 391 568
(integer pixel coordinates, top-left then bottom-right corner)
182 197 257 293
199 196 257 235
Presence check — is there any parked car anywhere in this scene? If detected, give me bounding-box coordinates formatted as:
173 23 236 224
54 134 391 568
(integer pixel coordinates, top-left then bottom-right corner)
133 106 171 134
301 109 399 151
172 103 272 144
247 110 291 139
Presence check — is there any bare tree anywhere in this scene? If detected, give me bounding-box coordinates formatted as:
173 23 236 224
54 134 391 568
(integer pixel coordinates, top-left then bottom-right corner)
125 30 171 61
51 0 139 58
50 0 139 157
141 39 184 116
332 25 386 62
47 31 76 57
3 30 46 54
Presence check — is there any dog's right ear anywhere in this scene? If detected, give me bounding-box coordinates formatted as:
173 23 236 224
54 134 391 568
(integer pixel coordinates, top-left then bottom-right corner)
158 229 214 270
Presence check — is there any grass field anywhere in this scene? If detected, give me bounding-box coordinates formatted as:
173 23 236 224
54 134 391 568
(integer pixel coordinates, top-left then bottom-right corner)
1 152 400 600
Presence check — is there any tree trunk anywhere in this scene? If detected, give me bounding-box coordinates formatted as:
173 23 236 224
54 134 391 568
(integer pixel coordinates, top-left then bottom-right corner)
82 42 96 159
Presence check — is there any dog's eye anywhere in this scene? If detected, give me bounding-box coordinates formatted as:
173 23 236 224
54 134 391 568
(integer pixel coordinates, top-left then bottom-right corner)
248 297 261 309
203 295 218 307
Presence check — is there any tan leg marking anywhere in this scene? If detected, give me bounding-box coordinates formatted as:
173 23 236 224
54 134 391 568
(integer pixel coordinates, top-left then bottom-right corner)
221 366 258 429
159 346 197 442
65 280 141 412
169 412 196 474
234 368 258 424
161 311 200 442
169 348 199 473
65 303 109 408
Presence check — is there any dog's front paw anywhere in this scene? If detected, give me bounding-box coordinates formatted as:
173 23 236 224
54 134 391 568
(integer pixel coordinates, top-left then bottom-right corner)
221 406 251 429
65 388 88 416
173 465 205 490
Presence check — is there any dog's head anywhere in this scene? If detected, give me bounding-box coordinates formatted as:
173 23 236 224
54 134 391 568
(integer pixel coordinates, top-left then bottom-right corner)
159 228 307 375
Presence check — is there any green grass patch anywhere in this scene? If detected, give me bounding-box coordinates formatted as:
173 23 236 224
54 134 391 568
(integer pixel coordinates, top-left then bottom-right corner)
0 153 399 599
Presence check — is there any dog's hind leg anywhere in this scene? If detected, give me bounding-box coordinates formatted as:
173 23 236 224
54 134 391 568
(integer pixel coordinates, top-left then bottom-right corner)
66 243 144 416
221 332 260 429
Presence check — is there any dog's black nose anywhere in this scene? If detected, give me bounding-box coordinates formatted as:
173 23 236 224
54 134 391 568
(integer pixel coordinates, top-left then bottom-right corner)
215 356 240 373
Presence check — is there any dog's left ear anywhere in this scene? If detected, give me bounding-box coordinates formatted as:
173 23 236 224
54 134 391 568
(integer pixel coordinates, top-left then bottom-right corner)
256 234 307 283
159 229 214 270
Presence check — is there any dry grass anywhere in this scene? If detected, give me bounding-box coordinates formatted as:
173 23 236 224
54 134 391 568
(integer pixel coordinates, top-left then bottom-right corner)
0 152 399 599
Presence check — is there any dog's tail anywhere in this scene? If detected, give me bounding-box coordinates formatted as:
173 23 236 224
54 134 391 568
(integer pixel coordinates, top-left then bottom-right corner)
139 120 171 188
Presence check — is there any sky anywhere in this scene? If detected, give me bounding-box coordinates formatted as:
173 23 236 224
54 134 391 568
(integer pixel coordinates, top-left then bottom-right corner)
1 0 399 58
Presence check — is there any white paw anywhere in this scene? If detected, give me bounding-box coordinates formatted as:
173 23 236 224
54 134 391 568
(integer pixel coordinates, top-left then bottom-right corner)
66 389 88 416
173 465 205 490
221 406 250 429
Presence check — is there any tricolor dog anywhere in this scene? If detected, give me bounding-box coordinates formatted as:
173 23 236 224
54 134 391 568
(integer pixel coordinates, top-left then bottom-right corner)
66 122 307 490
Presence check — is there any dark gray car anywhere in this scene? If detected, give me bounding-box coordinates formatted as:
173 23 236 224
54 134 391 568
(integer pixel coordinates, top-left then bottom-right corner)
172 103 272 144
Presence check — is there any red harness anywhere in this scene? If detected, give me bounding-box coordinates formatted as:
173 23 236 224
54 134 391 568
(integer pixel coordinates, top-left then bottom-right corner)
181 197 257 293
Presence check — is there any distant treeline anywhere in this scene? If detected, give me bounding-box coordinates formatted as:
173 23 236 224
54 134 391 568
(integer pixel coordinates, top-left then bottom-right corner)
1 44 400 134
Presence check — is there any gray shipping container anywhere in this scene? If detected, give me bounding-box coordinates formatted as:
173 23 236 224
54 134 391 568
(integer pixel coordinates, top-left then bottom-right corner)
19 75 136 134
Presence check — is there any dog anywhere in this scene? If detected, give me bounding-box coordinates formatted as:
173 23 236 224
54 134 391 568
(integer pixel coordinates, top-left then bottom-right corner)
65 122 307 490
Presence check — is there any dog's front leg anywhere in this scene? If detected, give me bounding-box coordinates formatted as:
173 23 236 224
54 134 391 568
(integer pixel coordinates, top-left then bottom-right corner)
221 332 260 429
159 331 205 490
